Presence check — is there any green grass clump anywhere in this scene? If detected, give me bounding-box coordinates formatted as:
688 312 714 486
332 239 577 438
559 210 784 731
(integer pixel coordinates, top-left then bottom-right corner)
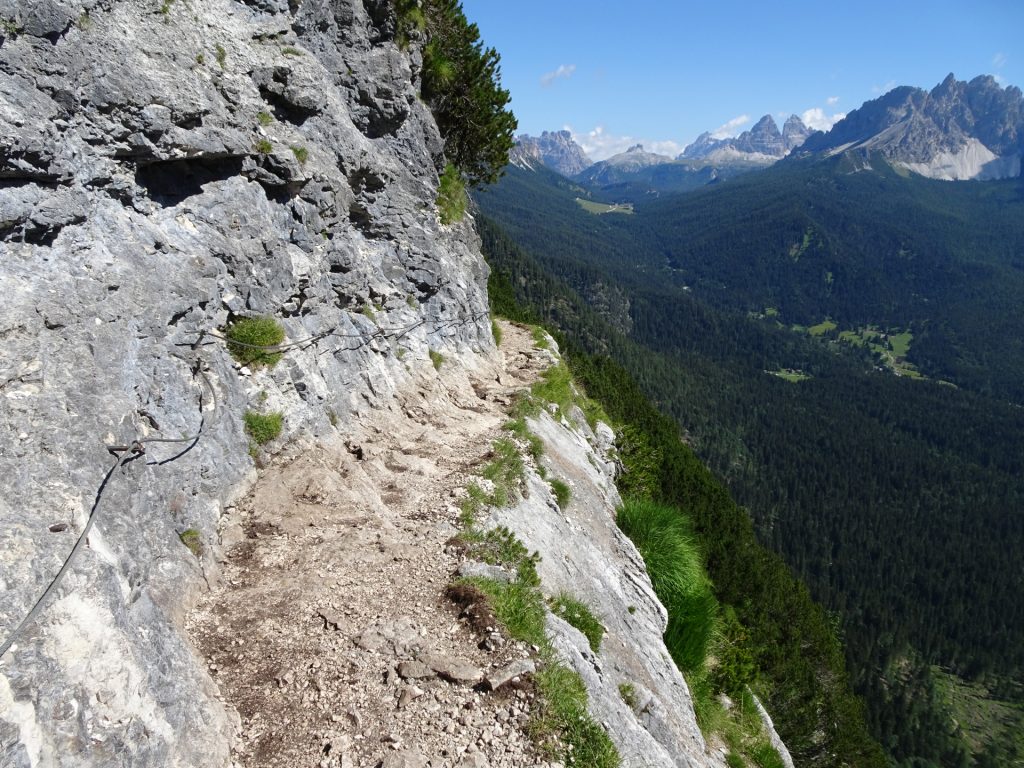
179 528 202 558
532 662 621 767
215 43 227 68
725 754 746 768
225 316 285 367
281 45 303 56
550 478 571 509
748 741 786 768
244 410 283 445
290 144 309 164
437 163 466 224
255 138 273 155
550 593 604 653
492 318 503 346
531 325 550 350
457 571 618 766
619 682 638 709
257 110 273 126
458 437 528 523
461 576 547 646
452 445 619 767
529 360 609 430
429 348 444 370
480 438 524 506
616 499 718 673
505 414 544 461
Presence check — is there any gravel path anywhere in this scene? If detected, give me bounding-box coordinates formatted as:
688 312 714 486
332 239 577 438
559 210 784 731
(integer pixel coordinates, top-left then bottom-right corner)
187 323 557 768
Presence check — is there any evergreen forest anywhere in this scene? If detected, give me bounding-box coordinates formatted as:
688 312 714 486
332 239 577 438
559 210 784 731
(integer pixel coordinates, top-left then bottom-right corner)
475 155 1024 767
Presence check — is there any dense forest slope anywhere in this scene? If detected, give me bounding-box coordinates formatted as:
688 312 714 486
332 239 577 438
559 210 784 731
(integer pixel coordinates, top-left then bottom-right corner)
475 155 1024 766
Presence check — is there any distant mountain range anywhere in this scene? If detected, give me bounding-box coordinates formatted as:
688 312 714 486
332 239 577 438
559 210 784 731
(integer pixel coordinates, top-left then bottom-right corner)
514 74 1023 186
799 74 1023 180
680 113 812 164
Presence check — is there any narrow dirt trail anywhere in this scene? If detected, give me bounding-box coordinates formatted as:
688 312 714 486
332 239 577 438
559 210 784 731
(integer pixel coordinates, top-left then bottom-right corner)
187 322 554 768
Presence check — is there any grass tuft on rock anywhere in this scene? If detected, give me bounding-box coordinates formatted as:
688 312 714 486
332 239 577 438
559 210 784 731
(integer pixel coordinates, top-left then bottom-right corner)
436 163 466 224
178 528 203 558
550 478 571 509
225 316 285 367
550 592 604 653
244 410 283 445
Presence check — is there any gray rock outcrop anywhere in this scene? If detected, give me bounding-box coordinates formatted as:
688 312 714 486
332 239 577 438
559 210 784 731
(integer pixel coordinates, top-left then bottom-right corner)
0 1 490 765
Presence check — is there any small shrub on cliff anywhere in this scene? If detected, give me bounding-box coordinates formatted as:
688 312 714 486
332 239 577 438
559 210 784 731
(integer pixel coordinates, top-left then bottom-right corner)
436 163 466 224
225 316 285 367
429 348 445 370
418 0 516 186
393 0 425 48
244 410 283 446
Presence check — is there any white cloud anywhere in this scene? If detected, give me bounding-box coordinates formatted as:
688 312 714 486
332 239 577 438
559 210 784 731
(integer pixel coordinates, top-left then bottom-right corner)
647 139 685 157
540 64 576 87
993 52 1008 69
801 107 847 132
566 125 682 162
710 114 751 139
826 96 840 106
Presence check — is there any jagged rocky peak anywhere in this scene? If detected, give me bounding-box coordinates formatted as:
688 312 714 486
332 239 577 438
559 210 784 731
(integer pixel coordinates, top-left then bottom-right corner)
513 129 591 176
733 114 784 156
782 114 812 151
681 114 810 165
800 74 1024 180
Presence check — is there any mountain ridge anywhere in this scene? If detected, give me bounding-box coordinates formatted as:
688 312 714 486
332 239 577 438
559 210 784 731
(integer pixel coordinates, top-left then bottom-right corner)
799 74 1023 180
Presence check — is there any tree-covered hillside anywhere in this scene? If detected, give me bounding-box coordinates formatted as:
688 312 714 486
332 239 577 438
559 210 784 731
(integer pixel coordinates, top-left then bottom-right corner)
474 156 1024 767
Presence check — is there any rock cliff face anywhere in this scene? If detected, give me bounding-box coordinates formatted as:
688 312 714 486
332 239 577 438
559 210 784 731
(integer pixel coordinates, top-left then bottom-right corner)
799 74 1024 180
0 1 490 765
513 130 591 177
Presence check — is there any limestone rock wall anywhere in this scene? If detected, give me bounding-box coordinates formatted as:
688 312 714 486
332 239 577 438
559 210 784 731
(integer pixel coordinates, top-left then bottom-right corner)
486 388 720 767
0 2 489 766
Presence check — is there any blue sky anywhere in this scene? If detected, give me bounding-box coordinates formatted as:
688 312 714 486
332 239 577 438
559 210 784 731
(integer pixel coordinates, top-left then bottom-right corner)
460 0 1023 160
